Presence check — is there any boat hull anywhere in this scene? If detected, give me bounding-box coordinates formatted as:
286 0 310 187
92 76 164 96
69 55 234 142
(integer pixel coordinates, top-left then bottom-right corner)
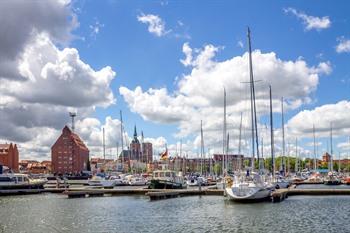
225 187 271 202
149 180 186 189
0 181 47 190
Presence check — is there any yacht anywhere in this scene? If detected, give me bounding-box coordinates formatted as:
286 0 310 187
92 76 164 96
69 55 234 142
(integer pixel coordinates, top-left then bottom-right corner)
128 177 147 186
149 170 187 189
225 173 273 202
88 175 116 188
0 173 47 190
324 172 341 185
108 175 125 186
273 176 291 189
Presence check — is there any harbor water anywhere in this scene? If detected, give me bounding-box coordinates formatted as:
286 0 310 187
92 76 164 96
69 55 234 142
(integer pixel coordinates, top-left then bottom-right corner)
1 193 350 233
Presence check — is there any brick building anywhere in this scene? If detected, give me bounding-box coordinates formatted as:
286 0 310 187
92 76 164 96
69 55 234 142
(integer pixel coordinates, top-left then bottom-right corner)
142 142 153 163
0 143 19 172
51 126 89 174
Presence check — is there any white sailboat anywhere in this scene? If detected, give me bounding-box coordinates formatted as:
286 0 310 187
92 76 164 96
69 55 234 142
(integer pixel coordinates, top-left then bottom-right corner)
225 27 272 202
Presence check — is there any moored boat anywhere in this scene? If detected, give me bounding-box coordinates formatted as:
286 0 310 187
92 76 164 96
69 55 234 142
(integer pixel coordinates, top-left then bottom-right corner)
88 175 116 188
225 174 272 202
324 172 341 185
149 170 187 189
0 173 47 190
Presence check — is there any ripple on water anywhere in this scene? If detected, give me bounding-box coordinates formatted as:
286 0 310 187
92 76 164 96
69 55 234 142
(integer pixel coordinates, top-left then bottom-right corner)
0 194 350 233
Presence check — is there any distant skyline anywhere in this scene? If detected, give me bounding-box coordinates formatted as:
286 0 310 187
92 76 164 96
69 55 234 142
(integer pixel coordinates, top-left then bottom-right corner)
0 0 349 161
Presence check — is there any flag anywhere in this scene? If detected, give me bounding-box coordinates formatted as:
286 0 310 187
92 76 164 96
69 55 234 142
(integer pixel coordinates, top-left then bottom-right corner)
160 149 168 160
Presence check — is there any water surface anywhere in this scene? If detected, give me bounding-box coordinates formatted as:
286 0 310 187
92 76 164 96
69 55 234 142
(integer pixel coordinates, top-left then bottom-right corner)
0 194 349 233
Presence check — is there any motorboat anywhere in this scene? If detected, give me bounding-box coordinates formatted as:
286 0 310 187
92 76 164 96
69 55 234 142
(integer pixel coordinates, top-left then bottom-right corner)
225 174 273 202
88 175 116 188
0 173 47 190
149 170 187 189
186 176 198 186
128 177 147 186
324 172 341 185
273 176 291 189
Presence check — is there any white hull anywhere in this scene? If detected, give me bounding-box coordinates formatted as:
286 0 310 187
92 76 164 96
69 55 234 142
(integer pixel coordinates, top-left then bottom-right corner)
187 180 198 186
225 186 271 201
88 180 116 188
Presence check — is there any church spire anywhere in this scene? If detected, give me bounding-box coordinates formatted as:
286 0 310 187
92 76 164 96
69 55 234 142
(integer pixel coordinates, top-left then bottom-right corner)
133 125 137 139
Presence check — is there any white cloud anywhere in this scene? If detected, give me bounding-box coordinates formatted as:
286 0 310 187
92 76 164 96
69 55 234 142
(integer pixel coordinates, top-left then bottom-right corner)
284 7 331 31
336 37 350 53
137 13 169 37
0 1 117 160
237 40 244 48
120 42 331 154
286 101 350 139
89 19 104 39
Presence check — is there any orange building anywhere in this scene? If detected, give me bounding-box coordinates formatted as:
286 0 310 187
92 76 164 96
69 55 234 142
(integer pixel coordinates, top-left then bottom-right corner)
51 126 89 174
0 143 19 172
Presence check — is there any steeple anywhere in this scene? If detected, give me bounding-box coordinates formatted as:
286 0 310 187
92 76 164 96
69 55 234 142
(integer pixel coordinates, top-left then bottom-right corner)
134 125 137 138
132 125 139 144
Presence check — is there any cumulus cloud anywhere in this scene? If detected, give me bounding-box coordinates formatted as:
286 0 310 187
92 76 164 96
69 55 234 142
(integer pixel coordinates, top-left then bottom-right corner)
286 101 350 139
120 42 331 154
336 37 350 53
0 0 77 80
137 13 169 37
0 1 117 160
284 7 331 31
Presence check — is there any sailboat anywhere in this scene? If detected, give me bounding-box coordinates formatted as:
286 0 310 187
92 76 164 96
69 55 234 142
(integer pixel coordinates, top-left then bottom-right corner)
225 28 273 202
270 96 292 189
324 123 341 185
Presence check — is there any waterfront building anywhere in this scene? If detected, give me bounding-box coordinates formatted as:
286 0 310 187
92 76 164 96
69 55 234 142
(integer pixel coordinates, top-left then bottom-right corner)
142 142 153 163
0 143 19 172
51 126 89 174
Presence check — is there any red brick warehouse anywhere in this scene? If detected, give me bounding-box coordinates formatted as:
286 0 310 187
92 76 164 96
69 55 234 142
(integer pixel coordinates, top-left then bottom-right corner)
51 126 89 174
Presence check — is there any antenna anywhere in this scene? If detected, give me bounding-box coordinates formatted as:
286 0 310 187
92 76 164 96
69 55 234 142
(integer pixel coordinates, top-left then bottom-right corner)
69 112 77 132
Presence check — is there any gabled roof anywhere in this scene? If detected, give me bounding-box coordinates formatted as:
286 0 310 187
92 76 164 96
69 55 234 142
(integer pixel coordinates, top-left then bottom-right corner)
52 125 89 151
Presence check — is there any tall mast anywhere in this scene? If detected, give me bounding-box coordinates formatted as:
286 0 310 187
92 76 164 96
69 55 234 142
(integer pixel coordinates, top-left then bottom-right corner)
103 127 106 161
238 112 243 171
313 124 317 171
120 110 124 165
269 85 275 178
330 122 333 172
223 88 227 175
200 120 204 175
281 97 286 175
247 27 260 170
227 133 230 172
295 138 298 173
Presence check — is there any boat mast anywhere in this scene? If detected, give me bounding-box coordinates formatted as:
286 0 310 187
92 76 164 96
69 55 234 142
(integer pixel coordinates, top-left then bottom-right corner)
227 133 230 172
313 124 317 171
103 127 106 161
200 120 204 175
223 88 227 176
238 112 243 171
269 85 275 179
120 110 124 167
281 97 286 175
247 27 260 170
295 138 298 173
330 122 333 172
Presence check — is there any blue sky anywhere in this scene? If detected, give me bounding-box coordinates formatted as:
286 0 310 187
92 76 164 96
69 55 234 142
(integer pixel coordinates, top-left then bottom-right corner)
1 0 350 160
73 1 349 153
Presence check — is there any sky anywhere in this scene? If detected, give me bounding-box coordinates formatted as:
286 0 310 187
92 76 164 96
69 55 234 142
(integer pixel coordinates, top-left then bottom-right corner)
0 0 350 161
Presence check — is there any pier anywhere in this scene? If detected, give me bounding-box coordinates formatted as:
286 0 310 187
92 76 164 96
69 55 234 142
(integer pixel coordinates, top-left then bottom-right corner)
3 186 350 203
